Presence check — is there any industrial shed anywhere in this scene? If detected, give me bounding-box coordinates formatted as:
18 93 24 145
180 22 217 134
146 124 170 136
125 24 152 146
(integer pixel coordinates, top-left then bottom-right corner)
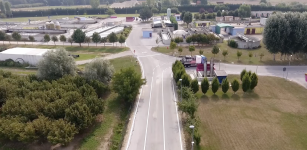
0 47 52 66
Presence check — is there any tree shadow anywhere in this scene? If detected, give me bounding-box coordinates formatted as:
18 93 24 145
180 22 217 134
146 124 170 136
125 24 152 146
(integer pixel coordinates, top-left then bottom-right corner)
231 94 240 101
200 94 210 103
248 60 254 64
211 94 219 102
221 94 230 101
242 90 260 102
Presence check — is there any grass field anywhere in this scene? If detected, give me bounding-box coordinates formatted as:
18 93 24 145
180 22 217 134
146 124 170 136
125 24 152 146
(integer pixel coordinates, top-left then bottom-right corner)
153 41 307 66
188 75 307 150
78 56 140 150
11 5 106 11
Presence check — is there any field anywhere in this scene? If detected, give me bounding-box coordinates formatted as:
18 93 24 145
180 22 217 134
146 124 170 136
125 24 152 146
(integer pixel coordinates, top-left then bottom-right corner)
153 41 307 66
208 0 307 5
11 5 106 11
189 75 307 150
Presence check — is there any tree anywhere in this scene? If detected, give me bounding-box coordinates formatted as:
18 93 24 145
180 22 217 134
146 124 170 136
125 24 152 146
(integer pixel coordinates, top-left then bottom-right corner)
47 119 78 145
100 37 107 46
84 36 91 47
238 4 251 18
212 45 219 57
211 77 219 94
186 36 192 45
72 29 85 47
181 0 190 5
60 35 66 45
37 48 76 80
217 11 221 17
118 35 126 47
248 52 253 60
190 79 199 93
240 69 247 81
242 74 251 92
65 103 93 130
250 73 258 90
170 41 177 53
112 67 145 104
4 2 11 17
0 31 5 45
151 7 159 15
84 58 114 83
260 0 267 4
106 8 115 16
183 12 192 28
178 47 183 56
43 34 50 43
260 53 264 61
92 32 101 46
90 0 100 9
200 0 207 5
231 79 239 93
201 78 209 94
222 50 228 60
12 32 21 44
5 34 11 44
237 50 242 60
222 11 227 16
108 32 118 46
51 35 58 45
178 96 197 118
181 73 191 87
28 36 35 45
180 11 186 21
0 1 5 15
221 78 229 93
189 45 195 56
199 50 203 55
139 8 153 21
68 38 73 46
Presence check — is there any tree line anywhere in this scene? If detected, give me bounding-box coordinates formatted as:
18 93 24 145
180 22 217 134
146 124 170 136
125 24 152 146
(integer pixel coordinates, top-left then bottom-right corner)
0 0 12 18
263 12 307 61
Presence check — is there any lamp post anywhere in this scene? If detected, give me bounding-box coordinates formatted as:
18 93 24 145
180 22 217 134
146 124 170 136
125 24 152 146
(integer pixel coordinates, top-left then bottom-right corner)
189 125 195 150
179 79 182 101
289 55 292 66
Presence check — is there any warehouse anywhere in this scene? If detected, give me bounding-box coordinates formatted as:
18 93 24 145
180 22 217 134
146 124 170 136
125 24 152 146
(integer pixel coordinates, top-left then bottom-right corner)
0 47 52 66
244 25 264 34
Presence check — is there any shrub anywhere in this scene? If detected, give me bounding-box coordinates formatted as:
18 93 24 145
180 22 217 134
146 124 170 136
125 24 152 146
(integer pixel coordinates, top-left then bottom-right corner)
231 79 240 93
242 74 251 92
181 73 191 87
228 40 238 48
211 77 219 94
221 78 229 93
240 69 247 81
250 73 258 90
201 77 209 94
190 79 199 93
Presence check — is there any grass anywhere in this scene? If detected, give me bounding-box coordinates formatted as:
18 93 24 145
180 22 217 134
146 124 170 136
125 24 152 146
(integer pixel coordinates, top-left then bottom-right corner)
11 5 106 11
75 54 99 61
187 75 307 150
0 67 36 75
153 41 307 66
78 56 140 150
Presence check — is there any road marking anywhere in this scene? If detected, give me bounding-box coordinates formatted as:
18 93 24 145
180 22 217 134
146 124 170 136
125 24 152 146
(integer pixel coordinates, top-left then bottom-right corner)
172 77 183 150
162 69 166 150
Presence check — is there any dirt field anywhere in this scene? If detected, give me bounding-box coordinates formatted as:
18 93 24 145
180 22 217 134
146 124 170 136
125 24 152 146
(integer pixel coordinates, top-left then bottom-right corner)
194 75 307 150
208 0 307 5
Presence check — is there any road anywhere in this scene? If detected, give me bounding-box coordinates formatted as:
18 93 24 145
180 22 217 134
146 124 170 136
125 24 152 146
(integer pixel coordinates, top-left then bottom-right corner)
124 23 184 150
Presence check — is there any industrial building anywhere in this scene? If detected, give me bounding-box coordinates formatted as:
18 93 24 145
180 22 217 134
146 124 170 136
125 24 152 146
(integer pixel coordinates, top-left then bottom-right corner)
212 23 264 35
194 21 211 27
228 34 261 49
0 47 52 66
244 25 264 34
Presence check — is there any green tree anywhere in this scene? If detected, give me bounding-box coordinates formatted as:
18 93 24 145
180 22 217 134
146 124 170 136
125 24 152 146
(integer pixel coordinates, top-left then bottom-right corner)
217 11 222 17
4 1 11 17
181 0 190 5
12 32 21 44
43 34 50 43
47 119 78 145
139 7 153 21
170 41 177 53
108 32 118 46
201 77 209 94
180 11 186 21
199 50 203 55
0 1 5 14
84 36 91 47
60 35 66 45
222 50 228 60
250 73 258 90
178 97 197 118
37 48 76 80
190 79 199 93
0 31 6 45
231 79 240 93
222 11 227 16
238 4 251 18
51 35 58 45
112 67 145 104
186 36 192 45
183 12 193 28
28 35 35 45
240 69 247 81
181 73 191 87
118 35 126 47
189 45 195 56
237 50 242 60
242 74 251 92
211 77 219 94
100 37 107 46
92 32 101 46
5 34 11 44
221 78 229 93
106 8 115 16
178 47 183 56
151 7 159 15
212 45 219 57
72 29 86 47
90 0 100 9
200 0 207 5
68 37 73 46
248 52 253 60
84 59 114 83
65 103 93 130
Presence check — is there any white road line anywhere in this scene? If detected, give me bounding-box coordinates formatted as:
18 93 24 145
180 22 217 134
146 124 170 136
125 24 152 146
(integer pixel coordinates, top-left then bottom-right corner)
172 78 183 150
162 69 166 150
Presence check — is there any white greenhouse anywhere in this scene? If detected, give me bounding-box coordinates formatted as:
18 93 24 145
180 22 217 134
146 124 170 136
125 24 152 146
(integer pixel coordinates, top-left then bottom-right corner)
0 47 52 66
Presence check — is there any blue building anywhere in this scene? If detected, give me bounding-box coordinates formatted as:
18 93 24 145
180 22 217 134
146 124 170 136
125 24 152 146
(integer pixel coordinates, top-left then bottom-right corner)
142 28 153 38
229 27 245 36
175 14 181 21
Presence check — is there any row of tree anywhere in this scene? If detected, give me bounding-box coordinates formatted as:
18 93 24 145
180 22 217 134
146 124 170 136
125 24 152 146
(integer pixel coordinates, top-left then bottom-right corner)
0 0 12 17
263 12 307 61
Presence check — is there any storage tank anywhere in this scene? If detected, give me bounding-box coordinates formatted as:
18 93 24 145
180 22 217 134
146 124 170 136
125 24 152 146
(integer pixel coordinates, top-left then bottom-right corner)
167 8 171 18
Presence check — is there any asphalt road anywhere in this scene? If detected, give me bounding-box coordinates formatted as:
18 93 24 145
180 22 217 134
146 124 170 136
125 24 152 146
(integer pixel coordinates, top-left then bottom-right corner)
125 23 184 150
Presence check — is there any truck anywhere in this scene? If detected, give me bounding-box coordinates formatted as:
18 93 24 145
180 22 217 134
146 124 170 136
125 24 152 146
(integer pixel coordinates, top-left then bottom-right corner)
180 55 196 67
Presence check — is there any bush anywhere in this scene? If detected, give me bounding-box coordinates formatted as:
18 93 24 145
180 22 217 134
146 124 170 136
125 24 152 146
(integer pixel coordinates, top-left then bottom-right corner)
211 77 219 94
190 79 199 93
242 74 251 92
170 15 178 30
240 69 247 81
250 73 258 90
221 78 229 93
201 77 209 94
181 73 191 87
228 40 238 48
84 59 115 84
231 79 240 93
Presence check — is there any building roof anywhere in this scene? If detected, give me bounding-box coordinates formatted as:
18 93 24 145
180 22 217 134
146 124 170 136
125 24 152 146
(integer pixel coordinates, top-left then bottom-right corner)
216 23 234 28
1 47 52 56
215 70 227 76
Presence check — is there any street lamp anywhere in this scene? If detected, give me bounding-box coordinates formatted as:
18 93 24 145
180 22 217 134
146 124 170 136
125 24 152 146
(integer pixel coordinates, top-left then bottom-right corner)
289 55 292 66
189 125 195 150
179 79 182 101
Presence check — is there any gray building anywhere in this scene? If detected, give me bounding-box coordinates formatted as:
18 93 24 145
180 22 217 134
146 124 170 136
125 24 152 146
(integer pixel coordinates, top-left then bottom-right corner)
229 34 261 49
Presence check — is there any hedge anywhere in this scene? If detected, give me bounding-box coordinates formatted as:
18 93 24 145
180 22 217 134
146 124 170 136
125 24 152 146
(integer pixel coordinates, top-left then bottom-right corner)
170 15 178 30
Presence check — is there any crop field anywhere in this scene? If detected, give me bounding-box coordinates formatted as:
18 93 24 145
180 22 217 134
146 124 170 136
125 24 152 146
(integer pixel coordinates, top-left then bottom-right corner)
192 75 307 150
